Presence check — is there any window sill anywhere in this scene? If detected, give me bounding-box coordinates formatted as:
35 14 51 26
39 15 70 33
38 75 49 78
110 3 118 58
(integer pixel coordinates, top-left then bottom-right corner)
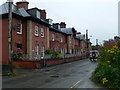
35 34 39 37
17 32 22 35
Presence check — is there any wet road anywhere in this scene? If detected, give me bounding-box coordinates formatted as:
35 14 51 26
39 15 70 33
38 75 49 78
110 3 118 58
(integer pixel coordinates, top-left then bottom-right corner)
2 59 100 88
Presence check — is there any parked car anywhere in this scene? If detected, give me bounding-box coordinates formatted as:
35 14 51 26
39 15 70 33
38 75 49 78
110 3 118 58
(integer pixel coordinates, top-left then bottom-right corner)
89 50 99 61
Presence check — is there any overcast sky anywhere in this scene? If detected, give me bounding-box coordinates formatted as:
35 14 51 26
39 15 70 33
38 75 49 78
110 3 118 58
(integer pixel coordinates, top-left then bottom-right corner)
0 0 119 45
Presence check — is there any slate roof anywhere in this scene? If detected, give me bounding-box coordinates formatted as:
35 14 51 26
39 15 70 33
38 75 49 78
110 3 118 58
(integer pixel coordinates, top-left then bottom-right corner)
49 27 68 35
0 2 30 17
61 28 75 35
76 34 85 40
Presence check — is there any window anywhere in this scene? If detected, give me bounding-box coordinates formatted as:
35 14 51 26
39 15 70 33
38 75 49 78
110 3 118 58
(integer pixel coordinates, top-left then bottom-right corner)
36 11 40 19
41 28 44 37
35 44 39 55
41 45 44 56
17 44 22 49
61 48 64 54
52 34 55 41
60 37 63 43
17 23 22 34
69 37 71 44
52 47 56 52
35 26 39 36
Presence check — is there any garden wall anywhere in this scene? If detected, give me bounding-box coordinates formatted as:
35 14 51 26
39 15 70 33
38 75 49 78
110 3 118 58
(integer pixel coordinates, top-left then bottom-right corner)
13 55 87 69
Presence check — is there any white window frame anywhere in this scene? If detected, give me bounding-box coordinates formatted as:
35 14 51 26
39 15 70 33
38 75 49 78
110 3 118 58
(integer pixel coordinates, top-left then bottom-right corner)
41 28 44 37
60 37 63 43
17 23 22 34
52 34 55 41
35 44 39 56
36 10 40 19
35 25 39 36
41 45 44 56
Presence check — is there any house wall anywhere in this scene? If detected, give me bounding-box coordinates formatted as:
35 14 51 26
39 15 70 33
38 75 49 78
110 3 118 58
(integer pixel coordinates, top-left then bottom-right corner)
1 18 9 64
74 39 80 54
0 18 1 64
49 30 67 54
12 18 27 53
30 21 48 56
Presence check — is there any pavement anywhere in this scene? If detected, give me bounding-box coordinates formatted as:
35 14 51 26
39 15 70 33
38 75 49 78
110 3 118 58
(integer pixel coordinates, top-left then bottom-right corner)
2 59 103 88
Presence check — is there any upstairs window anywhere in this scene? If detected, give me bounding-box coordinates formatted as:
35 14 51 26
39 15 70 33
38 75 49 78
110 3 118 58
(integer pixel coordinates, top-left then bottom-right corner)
35 26 39 36
36 11 40 19
41 28 44 37
52 34 55 41
17 23 22 34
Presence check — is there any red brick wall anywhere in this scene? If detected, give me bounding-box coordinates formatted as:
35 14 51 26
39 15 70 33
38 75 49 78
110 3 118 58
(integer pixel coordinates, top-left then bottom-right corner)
1 18 27 64
2 18 9 64
12 18 27 54
0 19 2 64
49 30 67 53
13 56 87 69
31 22 48 55
16 2 29 10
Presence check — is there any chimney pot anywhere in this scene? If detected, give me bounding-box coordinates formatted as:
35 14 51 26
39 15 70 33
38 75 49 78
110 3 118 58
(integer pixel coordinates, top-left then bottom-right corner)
60 22 66 28
41 9 46 19
16 0 29 10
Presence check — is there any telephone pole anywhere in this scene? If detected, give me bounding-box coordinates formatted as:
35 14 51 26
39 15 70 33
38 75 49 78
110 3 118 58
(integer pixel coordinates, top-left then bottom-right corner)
8 0 13 73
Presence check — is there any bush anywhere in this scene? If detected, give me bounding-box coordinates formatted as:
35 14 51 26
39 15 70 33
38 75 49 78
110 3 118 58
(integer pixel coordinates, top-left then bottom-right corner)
91 43 120 88
44 48 51 55
51 51 62 59
13 48 24 60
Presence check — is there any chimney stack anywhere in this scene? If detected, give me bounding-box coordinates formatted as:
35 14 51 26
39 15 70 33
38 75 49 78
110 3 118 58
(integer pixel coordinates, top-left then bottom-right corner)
60 22 66 28
77 32 81 34
16 0 29 10
41 10 46 19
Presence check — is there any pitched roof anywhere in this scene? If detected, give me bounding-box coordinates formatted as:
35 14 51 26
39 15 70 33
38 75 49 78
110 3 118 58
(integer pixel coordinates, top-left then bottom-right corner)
0 2 30 17
76 34 85 40
60 28 75 35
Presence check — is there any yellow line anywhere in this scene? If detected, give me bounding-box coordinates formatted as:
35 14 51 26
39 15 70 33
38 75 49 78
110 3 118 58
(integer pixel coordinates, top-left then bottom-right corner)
69 80 81 89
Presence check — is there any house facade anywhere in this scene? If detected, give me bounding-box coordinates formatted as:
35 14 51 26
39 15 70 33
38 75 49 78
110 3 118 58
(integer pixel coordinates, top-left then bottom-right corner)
0 1 91 65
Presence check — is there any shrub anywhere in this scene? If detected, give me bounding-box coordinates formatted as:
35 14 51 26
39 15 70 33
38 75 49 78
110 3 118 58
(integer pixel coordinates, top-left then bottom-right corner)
91 43 120 88
13 48 24 60
51 51 62 59
44 48 51 55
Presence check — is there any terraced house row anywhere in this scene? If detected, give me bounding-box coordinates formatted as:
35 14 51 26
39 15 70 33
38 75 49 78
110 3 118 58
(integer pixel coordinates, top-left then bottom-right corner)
0 1 92 65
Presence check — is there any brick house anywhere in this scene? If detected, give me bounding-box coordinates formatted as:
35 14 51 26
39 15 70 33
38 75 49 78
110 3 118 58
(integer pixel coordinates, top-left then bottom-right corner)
49 27 68 54
0 1 50 65
0 1 91 66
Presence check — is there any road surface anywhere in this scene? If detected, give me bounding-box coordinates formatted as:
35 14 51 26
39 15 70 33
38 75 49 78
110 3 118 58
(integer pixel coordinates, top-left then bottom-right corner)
2 59 101 88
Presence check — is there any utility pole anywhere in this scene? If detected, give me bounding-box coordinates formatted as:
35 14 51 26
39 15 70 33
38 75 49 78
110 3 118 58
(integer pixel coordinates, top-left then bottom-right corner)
8 0 13 73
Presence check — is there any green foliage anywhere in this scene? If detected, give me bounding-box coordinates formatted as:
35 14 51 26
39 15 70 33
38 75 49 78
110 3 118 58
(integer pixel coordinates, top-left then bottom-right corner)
91 45 120 88
92 45 97 50
10 72 17 77
44 48 51 55
13 48 23 60
51 51 62 59
116 40 120 49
